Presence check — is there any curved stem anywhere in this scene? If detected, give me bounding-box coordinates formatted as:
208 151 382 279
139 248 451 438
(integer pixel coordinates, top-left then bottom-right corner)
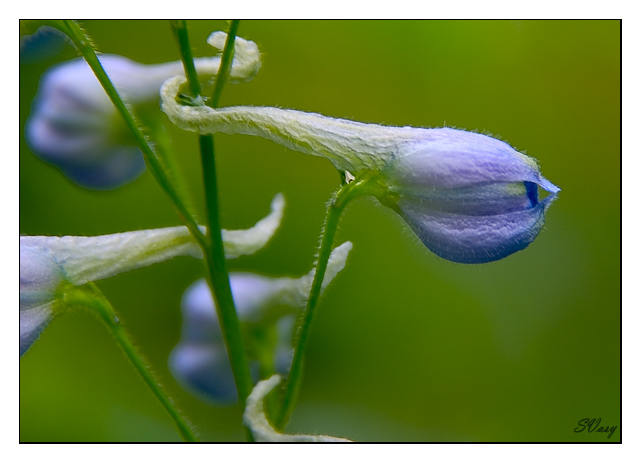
58 20 206 248
67 283 199 442
170 19 254 416
275 172 386 430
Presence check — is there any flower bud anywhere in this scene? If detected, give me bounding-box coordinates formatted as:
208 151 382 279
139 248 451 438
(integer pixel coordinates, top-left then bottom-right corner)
161 85 560 264
169 242 352 405
381 128 560 263
26 32 261 189
26 55 157 188
19 196 283 357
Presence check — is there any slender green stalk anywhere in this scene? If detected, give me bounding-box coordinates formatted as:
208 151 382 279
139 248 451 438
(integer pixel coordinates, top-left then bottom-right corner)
57 20 206 249
170 20 254 411
199 135 254 405
169 20 203 98
66 283 199 442
276 173 386 430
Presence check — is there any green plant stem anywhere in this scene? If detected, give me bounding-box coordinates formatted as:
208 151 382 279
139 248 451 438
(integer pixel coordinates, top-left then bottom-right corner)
169 20 203 98
57 20 205 249
170 19 254 414
275 172 386 430
199 135 254 406
67 283 199 442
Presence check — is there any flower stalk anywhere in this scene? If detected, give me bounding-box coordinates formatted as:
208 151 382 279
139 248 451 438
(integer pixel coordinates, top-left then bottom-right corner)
170 20 254 420
275 172 384 430
64 282 199 442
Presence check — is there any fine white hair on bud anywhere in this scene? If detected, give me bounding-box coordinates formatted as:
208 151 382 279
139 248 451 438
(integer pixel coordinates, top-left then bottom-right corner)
161 83 560 264
243 375 353 442
169 242 353 405
26 31 261 189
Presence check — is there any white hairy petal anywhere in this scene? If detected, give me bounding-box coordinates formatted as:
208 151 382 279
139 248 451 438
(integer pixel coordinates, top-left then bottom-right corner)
243 375 353 442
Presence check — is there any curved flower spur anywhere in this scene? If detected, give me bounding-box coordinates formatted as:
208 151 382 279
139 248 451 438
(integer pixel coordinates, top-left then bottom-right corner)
161 79 560 264
26 31 261 189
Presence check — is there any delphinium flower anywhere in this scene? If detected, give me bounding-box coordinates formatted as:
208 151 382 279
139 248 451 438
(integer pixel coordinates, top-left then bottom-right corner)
161 79 560 263
25 31 261 189
169 241 353 405
19 194 284 357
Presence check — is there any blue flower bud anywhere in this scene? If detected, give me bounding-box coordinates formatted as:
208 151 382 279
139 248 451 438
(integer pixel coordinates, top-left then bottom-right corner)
170 242 352 405
381 128 560 263
169 276 295 405
161 84 560 264
25 32 262 189
25 55 158 189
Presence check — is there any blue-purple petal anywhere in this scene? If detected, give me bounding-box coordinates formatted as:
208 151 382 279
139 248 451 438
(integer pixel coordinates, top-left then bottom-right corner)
397 193 556 264
169 344 239 405
388 128 548 190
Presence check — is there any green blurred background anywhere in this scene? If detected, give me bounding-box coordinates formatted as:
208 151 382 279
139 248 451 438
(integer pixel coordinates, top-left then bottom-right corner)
19 20 620 442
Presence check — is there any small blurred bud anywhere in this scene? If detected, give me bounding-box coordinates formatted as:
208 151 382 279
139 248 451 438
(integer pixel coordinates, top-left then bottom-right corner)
26 32 261 189
169 242 352 405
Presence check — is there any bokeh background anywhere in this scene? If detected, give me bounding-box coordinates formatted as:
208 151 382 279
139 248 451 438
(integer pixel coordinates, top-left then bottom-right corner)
19 20 620 442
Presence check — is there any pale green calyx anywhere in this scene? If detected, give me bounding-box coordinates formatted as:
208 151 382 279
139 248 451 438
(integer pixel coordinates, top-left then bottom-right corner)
243 375 353 442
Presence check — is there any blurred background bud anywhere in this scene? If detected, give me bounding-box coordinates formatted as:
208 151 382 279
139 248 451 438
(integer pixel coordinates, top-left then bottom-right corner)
170 242 352 405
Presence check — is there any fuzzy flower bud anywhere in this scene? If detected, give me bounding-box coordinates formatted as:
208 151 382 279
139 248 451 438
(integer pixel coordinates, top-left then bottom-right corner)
26 32 261 189
19 194 284 356
380 128 560 263
169 242 353 405
161 87 560 264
